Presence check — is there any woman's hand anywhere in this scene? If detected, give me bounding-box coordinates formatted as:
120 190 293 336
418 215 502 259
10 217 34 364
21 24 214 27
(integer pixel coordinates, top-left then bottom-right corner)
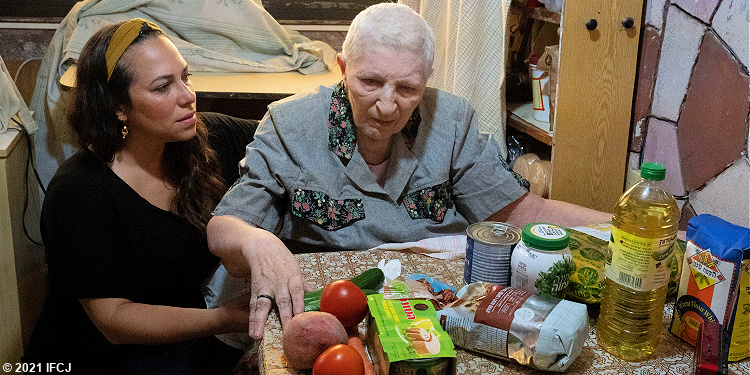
207 215 311 341
216 293 252 333
80 297 250 345
241 229 309 340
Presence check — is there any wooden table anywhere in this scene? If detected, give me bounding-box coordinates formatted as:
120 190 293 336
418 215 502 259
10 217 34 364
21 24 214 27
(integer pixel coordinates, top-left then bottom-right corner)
258 249 750 375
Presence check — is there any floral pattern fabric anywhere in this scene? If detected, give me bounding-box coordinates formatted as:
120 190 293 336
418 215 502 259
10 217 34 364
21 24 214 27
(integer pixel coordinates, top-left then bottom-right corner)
328 82 421 166
291 188 365 231
402 181 454 222
328 83 357 165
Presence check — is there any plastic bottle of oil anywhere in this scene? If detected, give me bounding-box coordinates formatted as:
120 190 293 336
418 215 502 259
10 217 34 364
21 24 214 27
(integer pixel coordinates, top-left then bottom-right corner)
596 162 680 361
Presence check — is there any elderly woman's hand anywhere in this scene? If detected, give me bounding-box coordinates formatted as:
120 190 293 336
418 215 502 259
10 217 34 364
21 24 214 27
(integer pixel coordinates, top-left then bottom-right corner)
241 229 309 340
207 215 311 340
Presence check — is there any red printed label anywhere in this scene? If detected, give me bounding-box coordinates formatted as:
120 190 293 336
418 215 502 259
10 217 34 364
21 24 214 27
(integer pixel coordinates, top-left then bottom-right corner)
474 285 533 331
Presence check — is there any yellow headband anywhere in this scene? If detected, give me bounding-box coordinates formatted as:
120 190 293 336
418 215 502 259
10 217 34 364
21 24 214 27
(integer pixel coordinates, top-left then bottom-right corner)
105 18 162 81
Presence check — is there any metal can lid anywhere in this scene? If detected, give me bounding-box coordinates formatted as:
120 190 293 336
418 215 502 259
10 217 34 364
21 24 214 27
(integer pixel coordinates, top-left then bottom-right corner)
466 221 522 245
521 223 570 251
392 356 449 374
397 357 448 366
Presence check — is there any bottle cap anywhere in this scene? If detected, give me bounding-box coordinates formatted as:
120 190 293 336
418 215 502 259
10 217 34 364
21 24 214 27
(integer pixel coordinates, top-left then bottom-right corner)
521 223 570 251
641 162 666 181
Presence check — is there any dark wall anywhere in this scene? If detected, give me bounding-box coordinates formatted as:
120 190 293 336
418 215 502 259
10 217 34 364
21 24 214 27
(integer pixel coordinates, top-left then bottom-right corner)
0 0 79 18
1 1 394 22
261 0 393 23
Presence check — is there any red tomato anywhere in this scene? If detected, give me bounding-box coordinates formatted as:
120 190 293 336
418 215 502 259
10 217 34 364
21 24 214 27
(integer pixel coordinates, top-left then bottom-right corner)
320 279 369 329
312 344 364 375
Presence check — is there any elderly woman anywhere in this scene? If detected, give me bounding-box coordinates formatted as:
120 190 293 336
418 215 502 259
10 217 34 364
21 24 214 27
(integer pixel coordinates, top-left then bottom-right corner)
207 3 611 340
24 19 254 374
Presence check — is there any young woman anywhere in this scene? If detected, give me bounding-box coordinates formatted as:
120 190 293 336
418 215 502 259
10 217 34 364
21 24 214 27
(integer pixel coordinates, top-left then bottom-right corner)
24 19 250 374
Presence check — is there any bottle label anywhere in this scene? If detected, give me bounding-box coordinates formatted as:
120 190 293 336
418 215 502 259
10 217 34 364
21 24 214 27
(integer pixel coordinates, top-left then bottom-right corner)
605 226 676 291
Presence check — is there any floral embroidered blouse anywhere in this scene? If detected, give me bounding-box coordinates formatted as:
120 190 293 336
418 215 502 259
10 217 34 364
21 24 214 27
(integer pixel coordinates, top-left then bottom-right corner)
213 82 527 251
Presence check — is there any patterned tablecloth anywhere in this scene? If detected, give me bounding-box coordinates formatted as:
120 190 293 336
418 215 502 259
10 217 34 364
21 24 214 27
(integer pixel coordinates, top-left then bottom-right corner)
258 249 750 375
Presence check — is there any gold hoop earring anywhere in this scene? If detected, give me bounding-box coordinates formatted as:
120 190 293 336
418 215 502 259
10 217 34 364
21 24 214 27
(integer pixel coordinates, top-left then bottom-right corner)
122 125 129 139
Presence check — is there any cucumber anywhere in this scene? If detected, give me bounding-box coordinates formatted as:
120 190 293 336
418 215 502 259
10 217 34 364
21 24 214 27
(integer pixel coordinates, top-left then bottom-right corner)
304 268 385 312
304 288 378 312
349 267 386 290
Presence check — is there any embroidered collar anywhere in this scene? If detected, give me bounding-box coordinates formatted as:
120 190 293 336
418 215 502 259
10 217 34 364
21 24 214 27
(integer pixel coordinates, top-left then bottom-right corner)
328 81 421 166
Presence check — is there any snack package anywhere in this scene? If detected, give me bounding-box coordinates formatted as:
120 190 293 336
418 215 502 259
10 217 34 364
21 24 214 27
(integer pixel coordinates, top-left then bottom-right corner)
405 274 459 310
383 275 459 310
382 276 437 301
565 225 686 304
436 283 588 372
366 294 456 375
669 214 749 362
730 255 749 361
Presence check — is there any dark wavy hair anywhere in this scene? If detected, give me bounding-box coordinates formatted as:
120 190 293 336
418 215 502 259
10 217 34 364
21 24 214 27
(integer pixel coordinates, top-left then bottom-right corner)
68 22 226 231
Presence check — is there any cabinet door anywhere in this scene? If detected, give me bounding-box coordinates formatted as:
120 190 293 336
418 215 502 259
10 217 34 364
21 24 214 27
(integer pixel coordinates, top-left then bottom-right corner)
549 0 643 212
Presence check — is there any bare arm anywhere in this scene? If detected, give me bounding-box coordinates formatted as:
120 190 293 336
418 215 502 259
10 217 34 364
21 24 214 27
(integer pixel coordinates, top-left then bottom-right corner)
487 192 613 229
206 215 308 340
488 192 687 240
80 295 249 345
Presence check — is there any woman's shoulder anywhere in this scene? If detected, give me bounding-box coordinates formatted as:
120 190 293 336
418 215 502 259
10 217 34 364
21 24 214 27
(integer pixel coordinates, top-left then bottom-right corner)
267 85 334 120
260 85 335 140
45 150 114 201
422 87 473 113
419 87 475 134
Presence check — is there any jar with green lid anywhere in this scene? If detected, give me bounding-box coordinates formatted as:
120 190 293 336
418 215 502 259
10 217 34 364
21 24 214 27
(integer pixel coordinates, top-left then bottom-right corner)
510 223 575 298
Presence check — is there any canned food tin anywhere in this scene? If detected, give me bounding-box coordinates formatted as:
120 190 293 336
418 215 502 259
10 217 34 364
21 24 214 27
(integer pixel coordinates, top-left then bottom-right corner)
510 223 574 298
389 357 449 375
464 221 522 286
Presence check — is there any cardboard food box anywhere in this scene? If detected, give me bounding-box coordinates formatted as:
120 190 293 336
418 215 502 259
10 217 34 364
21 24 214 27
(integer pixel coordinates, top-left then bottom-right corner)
565 225 686 304
729 256 749 361
365 294 456 375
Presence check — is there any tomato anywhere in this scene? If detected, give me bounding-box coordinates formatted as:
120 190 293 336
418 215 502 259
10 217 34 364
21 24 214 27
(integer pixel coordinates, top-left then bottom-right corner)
320 279 369 329
312 344 365 375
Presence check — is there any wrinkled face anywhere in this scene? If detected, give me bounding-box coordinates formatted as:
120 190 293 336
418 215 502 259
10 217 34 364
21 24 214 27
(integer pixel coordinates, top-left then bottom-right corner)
340 46 428 147
116 35 197 144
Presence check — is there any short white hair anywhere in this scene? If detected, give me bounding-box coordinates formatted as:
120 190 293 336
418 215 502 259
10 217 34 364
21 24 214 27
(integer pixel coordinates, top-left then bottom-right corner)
342 3 434 77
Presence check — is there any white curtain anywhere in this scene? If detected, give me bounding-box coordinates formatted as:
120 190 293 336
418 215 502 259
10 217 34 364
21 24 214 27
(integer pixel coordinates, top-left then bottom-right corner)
400 0 513 156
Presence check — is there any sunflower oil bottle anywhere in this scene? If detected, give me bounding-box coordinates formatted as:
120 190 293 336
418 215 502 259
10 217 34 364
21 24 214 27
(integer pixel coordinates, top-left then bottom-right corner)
597 162 680 361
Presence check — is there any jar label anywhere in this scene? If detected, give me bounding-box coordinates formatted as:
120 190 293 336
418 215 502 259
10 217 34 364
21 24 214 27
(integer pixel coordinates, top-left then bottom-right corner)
605 226 675 291
529 224 567 239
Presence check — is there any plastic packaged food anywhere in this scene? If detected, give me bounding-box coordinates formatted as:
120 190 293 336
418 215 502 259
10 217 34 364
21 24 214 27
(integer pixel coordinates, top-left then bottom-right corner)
436 283 588 372
366 294 456 375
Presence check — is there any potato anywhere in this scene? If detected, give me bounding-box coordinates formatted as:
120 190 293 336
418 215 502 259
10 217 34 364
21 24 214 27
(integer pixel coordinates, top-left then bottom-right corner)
282 311 349 369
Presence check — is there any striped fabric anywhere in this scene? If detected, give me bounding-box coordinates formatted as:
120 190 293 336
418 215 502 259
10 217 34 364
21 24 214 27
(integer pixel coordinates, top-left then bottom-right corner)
400 0 513 157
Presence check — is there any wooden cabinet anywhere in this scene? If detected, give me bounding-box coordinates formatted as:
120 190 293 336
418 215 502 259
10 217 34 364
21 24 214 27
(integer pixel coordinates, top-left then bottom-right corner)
0 128 46 364
507 0 643 213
